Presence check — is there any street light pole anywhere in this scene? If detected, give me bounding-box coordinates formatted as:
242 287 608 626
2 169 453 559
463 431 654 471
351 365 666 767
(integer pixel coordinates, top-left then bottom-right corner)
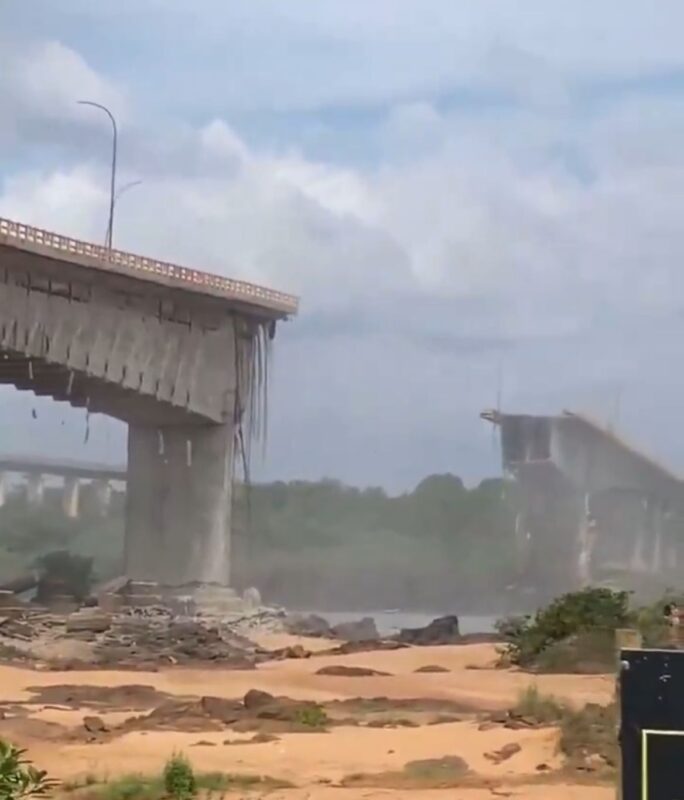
104 180 142 242
78 100 117 250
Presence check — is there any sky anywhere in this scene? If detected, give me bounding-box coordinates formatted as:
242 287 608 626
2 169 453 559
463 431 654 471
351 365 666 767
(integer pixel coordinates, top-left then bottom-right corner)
2 1 684 491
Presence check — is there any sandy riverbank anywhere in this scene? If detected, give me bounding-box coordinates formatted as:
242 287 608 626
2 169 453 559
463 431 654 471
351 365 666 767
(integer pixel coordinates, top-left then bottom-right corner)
0 638 615 799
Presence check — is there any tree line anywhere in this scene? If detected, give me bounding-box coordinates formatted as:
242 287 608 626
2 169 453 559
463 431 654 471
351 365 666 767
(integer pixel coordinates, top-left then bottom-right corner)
0 474 523 611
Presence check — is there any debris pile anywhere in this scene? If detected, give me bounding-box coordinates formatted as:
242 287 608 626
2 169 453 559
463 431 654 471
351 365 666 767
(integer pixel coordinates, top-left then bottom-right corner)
93 612 260 668
0 605 278 669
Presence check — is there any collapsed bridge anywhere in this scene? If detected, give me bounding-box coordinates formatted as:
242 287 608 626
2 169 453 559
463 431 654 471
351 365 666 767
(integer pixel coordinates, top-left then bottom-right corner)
0 217 298 590
482 410 684 589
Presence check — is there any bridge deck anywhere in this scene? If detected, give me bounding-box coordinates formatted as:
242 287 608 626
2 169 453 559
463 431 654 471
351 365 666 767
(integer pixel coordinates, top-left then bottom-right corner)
0 454 126 481
0 217 298 317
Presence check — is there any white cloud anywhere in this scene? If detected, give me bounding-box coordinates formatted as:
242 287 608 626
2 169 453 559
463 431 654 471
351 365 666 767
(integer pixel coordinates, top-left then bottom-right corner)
4 14 684 487
9 1 684 113
1 41 126 130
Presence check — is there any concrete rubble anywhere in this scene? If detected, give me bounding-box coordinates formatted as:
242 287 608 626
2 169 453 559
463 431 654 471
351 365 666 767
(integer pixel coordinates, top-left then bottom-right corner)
0 576 492 669
0 600 287 669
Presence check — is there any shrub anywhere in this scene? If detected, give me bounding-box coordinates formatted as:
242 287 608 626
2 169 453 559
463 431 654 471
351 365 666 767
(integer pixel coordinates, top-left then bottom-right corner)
0 739 56 798
294 704 328 728
35 550 94 602
162 754 195 800
513 685 565 724
497 587 630 667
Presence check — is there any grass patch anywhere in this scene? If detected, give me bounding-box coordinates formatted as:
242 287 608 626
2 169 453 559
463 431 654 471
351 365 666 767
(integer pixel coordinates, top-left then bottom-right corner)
511 687 617 774
293 704 328 728
559 703 617 772
60 772 293 798
76 775 164 800
512 685 565 724
342 756 470 789
196 773 292 792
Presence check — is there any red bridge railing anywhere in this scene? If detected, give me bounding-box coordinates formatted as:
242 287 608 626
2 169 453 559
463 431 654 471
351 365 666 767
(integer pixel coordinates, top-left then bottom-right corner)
0 216 299 315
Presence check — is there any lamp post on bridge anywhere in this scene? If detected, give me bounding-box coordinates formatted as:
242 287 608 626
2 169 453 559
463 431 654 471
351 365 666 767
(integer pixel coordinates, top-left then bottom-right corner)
77 100 117 250
104 180 142 242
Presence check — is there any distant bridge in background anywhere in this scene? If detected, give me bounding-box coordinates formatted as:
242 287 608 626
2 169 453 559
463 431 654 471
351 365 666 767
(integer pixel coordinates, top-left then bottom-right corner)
0 453 127 518
0 454 126 481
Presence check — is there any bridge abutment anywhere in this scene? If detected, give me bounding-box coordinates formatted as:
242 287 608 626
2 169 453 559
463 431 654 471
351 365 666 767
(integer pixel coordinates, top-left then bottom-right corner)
125 422 234 588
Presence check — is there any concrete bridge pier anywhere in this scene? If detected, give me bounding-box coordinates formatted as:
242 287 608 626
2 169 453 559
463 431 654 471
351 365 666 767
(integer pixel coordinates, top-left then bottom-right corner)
93 479 112 517
648 498 665 574
124 422 233 588
576 493 596 586
0 471 7 507
26 473 45 508
62 477 81 518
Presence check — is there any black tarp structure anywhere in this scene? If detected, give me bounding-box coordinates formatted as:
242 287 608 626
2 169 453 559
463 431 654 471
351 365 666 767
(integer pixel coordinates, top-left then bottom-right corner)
620 648 684 799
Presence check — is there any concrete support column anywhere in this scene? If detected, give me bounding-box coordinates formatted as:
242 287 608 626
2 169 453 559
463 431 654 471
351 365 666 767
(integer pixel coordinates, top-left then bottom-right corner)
93 480 112 517
26 473 44 508
630 498 649 573
651 501 664 574
514 511 532 577
124 422 233 587
62 477 81 518
0 471 7 507
577 493 596 586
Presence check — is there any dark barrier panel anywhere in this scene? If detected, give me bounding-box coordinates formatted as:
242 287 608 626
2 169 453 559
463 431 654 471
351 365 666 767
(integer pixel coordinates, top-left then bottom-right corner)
620 648 684 799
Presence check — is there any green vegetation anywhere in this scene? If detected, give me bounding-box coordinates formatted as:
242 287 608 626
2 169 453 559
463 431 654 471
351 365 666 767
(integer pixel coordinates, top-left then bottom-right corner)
496 587 631 668
35 550 94 603
342 756 470 789
61 769 292 798
162 755 195 800
511 687 617 772
0 476 519 609
513 685 565 724
559 703 617 771
0 739 56 799
293 704 328 728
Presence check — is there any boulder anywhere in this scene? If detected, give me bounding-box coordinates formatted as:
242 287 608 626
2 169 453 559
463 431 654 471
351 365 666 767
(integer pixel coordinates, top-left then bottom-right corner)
315 665 391 677
485 742 521 764
243 689 276 710
200 696 243 724
395 615 460 645
66 612 112 634
414 664 449 673
269 644 311 660
83 715 108 734
330 617 378 642
284 614 331 638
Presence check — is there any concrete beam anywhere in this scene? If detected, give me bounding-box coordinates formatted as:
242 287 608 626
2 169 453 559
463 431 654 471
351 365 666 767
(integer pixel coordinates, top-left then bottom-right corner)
0 256 245 424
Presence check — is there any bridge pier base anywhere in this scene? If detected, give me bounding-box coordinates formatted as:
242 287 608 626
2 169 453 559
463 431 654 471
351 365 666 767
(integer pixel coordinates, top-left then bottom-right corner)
124 422 233 588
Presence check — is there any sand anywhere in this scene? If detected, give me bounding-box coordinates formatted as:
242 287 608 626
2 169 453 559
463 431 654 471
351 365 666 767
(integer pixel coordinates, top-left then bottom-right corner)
0 639 616 799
